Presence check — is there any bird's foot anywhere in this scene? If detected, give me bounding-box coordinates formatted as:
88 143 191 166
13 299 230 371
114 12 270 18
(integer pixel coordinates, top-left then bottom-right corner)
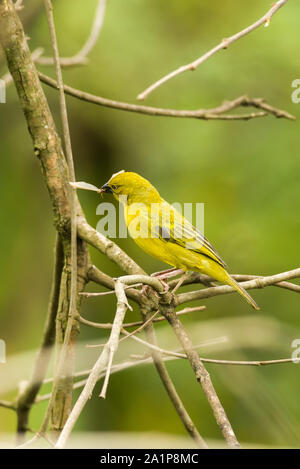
141 268 185 297
171 271 189 293
158 279 170 294
151 268 185 295
151 268 184 280
141 278 170 296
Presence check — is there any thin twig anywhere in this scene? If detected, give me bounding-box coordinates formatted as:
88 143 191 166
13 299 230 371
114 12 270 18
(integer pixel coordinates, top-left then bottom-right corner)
119 310 160 343
169 271 300 292
54 278 130 449
87 265 141 303
120 328 193 359
99 345 114 399
80 283 142 297
16 236 64 444
160 304 241 448
39 72 295 121
121 333 300 368
35 351 299 405
0 400 16 410
137 0 289 100
140 309 208 448
176 268 300 305
232 274 300 293
79 305 206 330
39 336 228 387
37 0 107 67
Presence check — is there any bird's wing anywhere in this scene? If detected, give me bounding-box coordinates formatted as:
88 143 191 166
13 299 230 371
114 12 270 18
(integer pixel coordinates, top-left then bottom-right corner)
157 201 227 268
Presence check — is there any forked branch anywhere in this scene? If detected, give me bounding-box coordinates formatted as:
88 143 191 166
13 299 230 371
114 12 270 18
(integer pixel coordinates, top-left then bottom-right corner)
39 72 295 121
138 0 289 100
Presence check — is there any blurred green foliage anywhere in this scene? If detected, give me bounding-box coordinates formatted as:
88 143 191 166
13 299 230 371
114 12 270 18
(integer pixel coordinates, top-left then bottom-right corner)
0 0 300 448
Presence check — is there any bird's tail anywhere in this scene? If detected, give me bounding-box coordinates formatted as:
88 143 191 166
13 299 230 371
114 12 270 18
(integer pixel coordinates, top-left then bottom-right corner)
226 274 259 310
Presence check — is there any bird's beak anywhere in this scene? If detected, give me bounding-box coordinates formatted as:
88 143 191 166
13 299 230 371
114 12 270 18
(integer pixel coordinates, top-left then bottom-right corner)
99 183 113 194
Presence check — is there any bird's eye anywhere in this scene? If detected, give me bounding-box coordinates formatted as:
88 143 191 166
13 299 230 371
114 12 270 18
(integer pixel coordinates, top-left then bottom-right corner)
111 185 118 191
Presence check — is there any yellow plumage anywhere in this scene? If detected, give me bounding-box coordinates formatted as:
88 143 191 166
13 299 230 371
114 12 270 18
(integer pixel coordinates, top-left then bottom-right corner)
100 171 259 310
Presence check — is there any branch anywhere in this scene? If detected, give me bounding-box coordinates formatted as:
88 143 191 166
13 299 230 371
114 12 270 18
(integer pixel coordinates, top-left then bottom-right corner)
118 310 160 344
0 400 16 410
118 332 300 368
160 303 240 449
137 309 207 449
39 72 295 121
117 274 164 294
37 0 107 67
137 0 289 100
1 47 44 86
16 236 64 444
54 278 131 449
169 271 300 293
49 246 89 435
80 272 240 448
80 284 142 297
43 0 79 434
36 350 299 405
77 214 145 275
79 305 206 330
176 268 300 306
232 274 300 293
87 264 141 303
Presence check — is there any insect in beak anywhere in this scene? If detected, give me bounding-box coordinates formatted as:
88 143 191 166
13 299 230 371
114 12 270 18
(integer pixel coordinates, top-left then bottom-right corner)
69 181 104 196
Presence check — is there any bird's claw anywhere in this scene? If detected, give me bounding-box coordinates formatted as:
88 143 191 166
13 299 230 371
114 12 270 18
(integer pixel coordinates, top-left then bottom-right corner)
141 278 170 296
158 279 170 294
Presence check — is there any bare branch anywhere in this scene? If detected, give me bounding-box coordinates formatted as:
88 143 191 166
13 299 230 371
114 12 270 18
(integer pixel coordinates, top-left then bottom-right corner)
139 310 208 449
118 310 160 343
54 278 131 449
0 400 16 410
119 332 300 368
169 271 300 293
118 274 164 293
176 268 300 306
79 305 206 330
36 350 299 405
232 274 300 293
42 0 78 433
80 283 142 297
1 47 44 86
160 305 241 449
39 72 295 121
87 265 142 304
37 0 107 67
137 0 289 100
16 236 64 443
77 215 145 275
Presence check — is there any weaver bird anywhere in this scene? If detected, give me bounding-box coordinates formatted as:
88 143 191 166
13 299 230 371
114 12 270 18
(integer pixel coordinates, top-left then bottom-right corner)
99 170 259 310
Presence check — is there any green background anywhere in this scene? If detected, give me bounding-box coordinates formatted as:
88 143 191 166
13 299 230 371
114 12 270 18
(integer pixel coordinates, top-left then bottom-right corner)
0 0 299 448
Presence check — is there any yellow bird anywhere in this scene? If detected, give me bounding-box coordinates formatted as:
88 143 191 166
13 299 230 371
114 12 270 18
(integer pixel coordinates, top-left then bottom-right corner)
100 170 259 310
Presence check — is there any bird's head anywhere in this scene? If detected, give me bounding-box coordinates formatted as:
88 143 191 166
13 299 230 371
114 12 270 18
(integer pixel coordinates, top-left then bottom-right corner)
100 170 161 204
